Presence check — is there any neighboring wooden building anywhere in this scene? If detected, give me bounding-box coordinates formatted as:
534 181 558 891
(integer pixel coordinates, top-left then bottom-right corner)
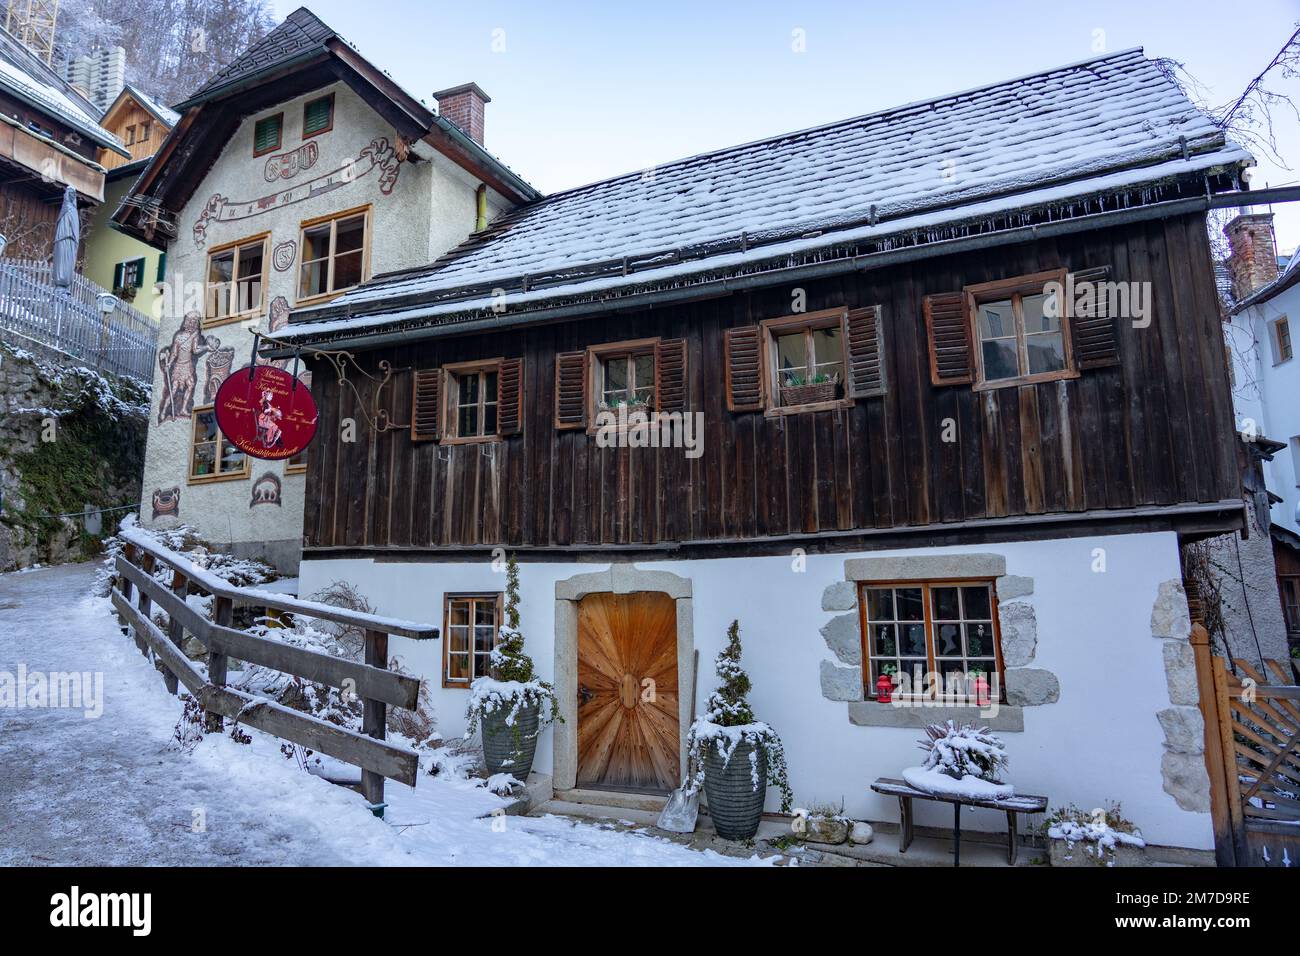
83 85 180 320
280 48 1259 852
0 26 128 259
113 7 538 571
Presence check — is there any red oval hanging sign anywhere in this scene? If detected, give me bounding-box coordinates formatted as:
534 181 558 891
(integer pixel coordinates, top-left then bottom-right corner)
214 364 318 461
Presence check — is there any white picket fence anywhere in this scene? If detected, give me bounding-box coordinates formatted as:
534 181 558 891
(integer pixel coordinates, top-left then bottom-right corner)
0 258 159 382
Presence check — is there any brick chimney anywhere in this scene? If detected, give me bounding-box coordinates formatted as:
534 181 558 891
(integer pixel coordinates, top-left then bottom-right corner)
1225 211 1280 300
434 83 490 146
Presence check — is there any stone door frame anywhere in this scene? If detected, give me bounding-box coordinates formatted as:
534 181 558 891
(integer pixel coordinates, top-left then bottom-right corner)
552 565 694 792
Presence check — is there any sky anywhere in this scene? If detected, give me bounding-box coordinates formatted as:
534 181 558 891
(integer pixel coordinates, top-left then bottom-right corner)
273 0 1300 255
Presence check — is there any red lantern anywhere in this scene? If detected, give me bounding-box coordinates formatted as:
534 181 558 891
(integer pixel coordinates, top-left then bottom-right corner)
875 672 893 703
971 673 991 707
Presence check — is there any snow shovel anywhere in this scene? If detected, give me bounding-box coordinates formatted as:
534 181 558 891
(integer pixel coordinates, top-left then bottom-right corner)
657 649 701 832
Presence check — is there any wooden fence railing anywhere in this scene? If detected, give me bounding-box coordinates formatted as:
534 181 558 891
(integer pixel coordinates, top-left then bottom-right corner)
111 525 438 817
1198 636 1300 866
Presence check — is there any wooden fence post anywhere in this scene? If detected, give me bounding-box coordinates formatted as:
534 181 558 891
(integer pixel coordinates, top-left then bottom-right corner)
1191 623 1236 867
161 570 189 696
134 553 156 661
361 628 389 817
207 595 232 732
1211 656 1249 864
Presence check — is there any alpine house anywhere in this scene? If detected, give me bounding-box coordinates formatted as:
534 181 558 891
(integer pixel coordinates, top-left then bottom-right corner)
272 48 1257 852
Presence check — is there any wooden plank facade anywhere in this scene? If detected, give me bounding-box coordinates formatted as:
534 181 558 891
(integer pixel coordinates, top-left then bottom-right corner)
300 212 1241 556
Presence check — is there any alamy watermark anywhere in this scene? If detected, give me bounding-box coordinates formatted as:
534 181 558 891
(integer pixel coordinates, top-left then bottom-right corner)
0 664 104 719
1043 274 1151 328
594 406 705 459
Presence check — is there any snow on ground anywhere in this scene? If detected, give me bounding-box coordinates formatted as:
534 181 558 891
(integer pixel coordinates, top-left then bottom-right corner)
0 563 769 866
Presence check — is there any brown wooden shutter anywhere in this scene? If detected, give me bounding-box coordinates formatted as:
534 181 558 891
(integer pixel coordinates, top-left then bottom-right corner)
724 326 764 411
554 350 588 429
497 357 524 436
655 338 688 411
923 292 973 386
843 306 886 397
411 368 441 441
1069 264 1120 369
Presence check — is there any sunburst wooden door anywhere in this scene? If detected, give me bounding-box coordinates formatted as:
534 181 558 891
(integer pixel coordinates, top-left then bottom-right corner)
576 592 679 792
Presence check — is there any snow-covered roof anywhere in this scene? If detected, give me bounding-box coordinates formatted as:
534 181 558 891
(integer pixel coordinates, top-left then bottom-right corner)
0 45 126 155
123 83 181 128
282 47 1250 344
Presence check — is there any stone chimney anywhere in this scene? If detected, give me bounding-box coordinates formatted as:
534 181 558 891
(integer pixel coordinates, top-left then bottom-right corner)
1225 211 1280 301
434 83 490 146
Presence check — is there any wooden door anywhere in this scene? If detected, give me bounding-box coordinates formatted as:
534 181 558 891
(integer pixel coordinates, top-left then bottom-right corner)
576 592 679 792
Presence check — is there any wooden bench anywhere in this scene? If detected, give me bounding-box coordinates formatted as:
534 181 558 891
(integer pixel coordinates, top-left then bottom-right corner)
871 777 1048 866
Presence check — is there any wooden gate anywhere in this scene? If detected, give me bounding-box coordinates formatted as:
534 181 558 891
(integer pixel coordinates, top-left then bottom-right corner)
1194 625 1300 866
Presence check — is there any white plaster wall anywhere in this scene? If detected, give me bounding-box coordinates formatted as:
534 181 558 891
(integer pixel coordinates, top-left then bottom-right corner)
1229 284 1300 537
138 82 499 566
298 530 1214 849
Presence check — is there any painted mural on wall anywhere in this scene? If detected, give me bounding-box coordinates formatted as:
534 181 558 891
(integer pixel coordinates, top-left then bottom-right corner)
250 472 282 508
203 336 236 403
263 142 318 182
272 241 297 272
157 312 211 424
193 137 400 247
151 487 180 520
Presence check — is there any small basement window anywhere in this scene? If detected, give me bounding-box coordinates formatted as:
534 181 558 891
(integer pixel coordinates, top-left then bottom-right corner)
189 406 248 482
205 235 268 326
967 270 1076 389
444 593 501 686
861 580 1004 701
253 113 282 156
298 208 369 302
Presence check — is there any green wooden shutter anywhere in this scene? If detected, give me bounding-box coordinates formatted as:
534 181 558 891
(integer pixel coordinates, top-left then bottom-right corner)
112 262 123 290
253 114 281 154
303 95 333 135
156 252 167 283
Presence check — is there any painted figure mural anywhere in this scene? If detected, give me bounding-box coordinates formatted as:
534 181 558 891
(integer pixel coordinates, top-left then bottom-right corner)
157 312 211 424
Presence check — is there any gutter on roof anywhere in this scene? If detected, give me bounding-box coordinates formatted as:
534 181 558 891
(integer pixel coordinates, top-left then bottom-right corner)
268 189 1234 356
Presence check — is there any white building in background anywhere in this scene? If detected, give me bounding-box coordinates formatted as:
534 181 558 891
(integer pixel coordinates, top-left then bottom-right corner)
1222 210 1300 641
63 45 125 112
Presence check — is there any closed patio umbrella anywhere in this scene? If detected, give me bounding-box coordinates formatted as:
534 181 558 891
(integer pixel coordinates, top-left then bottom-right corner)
52 185 79 288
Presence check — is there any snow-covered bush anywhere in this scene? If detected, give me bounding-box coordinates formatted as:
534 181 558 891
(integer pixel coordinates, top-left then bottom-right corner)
464 554 558 738
685 620 793 812
919 720 1009 782
93 516 278 597
1045 803 1145 866
901 721 1013 800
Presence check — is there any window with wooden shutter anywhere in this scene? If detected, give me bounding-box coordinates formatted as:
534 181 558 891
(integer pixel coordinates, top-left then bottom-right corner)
497 357 524 435
843 305 886 397
253 113 282 156
303 94 334 138
924 292 973 386
724 326 764 411
1069 265 1121 369
967 268 1077 389
411 368 441 441
654 338 688 411
554 350 588 429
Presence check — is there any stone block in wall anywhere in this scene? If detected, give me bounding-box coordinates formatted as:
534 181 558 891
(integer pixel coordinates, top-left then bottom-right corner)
1162 641 1199 706
819 613 861 665
998 601 1037 666
1005 667 1060 706
819 660 864 702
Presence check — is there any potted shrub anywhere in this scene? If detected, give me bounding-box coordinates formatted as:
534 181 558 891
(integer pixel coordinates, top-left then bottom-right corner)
780 371 838 407
1045 803 1147 867
793 799 849 845
685 620 792 840
902 721 1014 799
464 554 558 780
